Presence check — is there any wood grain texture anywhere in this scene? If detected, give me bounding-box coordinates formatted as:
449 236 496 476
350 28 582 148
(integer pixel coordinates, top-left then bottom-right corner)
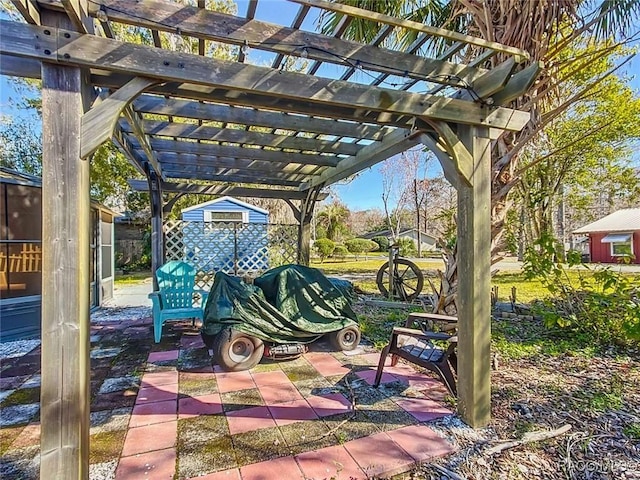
0 20 531 131
122 119 361 156
40 10 91 479
455 125 492 428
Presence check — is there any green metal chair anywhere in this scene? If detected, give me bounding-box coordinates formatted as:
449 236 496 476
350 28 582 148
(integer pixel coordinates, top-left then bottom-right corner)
149 261 208 343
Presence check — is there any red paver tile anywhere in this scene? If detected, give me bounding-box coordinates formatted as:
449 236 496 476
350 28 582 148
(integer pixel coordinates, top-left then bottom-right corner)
148 350 179 362
267 398 318 426
252 370 290 387
419 383 450 402
136 384 178 404
308 355 351 377
188 468 241 480
140 370 178 388
10 422 40 449
344 431 415 478
240 455 304 480
307 393 352 417
386 425 455 462
358 353 392 366
354 368 397 385
178 393 223 419
259 382 304 405
295 444 365 480
215 370 256 393
115 447 176 479
385 364 417 376
121 420 177 457
130 399 177 427
394 397 453 422
226 406 276 435
393 372 442 389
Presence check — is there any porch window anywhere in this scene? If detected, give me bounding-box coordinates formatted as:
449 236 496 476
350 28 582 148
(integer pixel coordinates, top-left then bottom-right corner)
601 233 633 257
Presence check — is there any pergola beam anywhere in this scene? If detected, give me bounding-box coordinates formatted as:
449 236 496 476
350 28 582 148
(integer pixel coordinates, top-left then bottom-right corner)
291 0 530 62
122 119 362 156
0 20 531 132
139 150 326 176
126 133 341 167
10 0 41 24
133 96 395 140
128 179 329 200
84 0 485 87
305 128 422 189
163 170 307 187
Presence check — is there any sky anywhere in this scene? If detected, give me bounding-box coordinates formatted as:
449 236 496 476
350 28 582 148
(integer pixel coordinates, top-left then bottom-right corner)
1 1 639 212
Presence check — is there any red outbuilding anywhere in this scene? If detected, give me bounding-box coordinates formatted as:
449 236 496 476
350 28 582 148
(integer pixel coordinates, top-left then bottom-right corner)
573 208 640 264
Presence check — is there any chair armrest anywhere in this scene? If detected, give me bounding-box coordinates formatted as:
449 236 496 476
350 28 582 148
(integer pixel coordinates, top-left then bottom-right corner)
406 312 458 332
392 327 454 342
194 289 209 306
149 291 163 309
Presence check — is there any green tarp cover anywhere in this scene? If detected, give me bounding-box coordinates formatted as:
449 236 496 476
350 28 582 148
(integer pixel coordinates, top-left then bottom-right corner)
202 264 358 344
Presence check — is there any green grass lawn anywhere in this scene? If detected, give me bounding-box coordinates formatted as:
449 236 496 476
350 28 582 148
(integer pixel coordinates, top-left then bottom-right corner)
114 271 152 285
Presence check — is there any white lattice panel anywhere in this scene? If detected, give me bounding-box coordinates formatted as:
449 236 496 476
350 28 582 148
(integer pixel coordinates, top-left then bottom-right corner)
164 220 298 289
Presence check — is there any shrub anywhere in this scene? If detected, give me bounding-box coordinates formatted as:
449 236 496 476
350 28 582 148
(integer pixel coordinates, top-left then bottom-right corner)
314 238 335 263
332 245 349 261
345 238 378 259
524 233 640 347
371 236 389 252
396 237 417 257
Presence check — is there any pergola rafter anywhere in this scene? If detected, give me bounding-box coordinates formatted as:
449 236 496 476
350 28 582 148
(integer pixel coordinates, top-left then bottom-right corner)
2 0 538 476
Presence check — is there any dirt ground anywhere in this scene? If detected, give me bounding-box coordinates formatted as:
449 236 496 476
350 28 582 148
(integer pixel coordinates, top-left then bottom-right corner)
387 319 640 480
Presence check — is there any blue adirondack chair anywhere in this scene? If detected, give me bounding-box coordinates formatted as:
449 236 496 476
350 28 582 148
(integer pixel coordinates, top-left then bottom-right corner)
149 261 208 343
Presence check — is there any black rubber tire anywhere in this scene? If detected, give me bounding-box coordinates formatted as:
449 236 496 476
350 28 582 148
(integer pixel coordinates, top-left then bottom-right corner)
376 258 424 302
329 325 361 351
213 327 264 372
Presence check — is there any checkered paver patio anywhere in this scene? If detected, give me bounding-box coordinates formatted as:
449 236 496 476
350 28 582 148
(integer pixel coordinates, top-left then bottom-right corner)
0 308 456 479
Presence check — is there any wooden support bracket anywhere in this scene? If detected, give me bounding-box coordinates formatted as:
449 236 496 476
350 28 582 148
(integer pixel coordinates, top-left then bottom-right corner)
428 121 474 187
81 76 157 158
123 105 165 180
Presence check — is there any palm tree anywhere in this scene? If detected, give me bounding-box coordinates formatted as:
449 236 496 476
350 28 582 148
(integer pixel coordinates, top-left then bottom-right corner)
321 0 640 313
317 200 351 242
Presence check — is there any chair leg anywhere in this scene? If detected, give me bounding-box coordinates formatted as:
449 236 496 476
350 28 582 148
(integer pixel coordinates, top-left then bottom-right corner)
374 344 391 388
154 317 163 343
435 362 457 396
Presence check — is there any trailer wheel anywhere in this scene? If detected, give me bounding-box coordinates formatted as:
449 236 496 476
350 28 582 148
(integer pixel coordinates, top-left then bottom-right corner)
329 326 361 351
213 328 264 372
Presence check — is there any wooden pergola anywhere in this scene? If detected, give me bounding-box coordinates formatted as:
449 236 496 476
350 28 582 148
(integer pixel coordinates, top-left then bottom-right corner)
1 0 538 477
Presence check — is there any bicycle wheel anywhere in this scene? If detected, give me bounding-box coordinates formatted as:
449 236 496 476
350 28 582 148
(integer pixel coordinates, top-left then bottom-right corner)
376 258 424 301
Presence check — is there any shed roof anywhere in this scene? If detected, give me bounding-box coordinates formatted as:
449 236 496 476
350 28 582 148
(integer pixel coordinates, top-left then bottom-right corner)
181 196 269 215
573 208 640 234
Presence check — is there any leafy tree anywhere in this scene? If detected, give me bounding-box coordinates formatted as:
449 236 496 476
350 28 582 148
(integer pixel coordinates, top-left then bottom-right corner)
332 245 349 261
322 0 640 314
317 200 351 241
314 238 335 262
513 44 640 254
371 235 390 252
396 237 417 257
345 238 378 260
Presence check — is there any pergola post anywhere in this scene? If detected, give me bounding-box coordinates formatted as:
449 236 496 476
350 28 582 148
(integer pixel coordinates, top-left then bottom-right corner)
40 11 91 479
297 188 321 265
147 169 164 289
455 125 492 427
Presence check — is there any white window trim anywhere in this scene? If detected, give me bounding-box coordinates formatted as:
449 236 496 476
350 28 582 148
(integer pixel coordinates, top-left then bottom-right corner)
204 210 249 223
608 233 634 257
